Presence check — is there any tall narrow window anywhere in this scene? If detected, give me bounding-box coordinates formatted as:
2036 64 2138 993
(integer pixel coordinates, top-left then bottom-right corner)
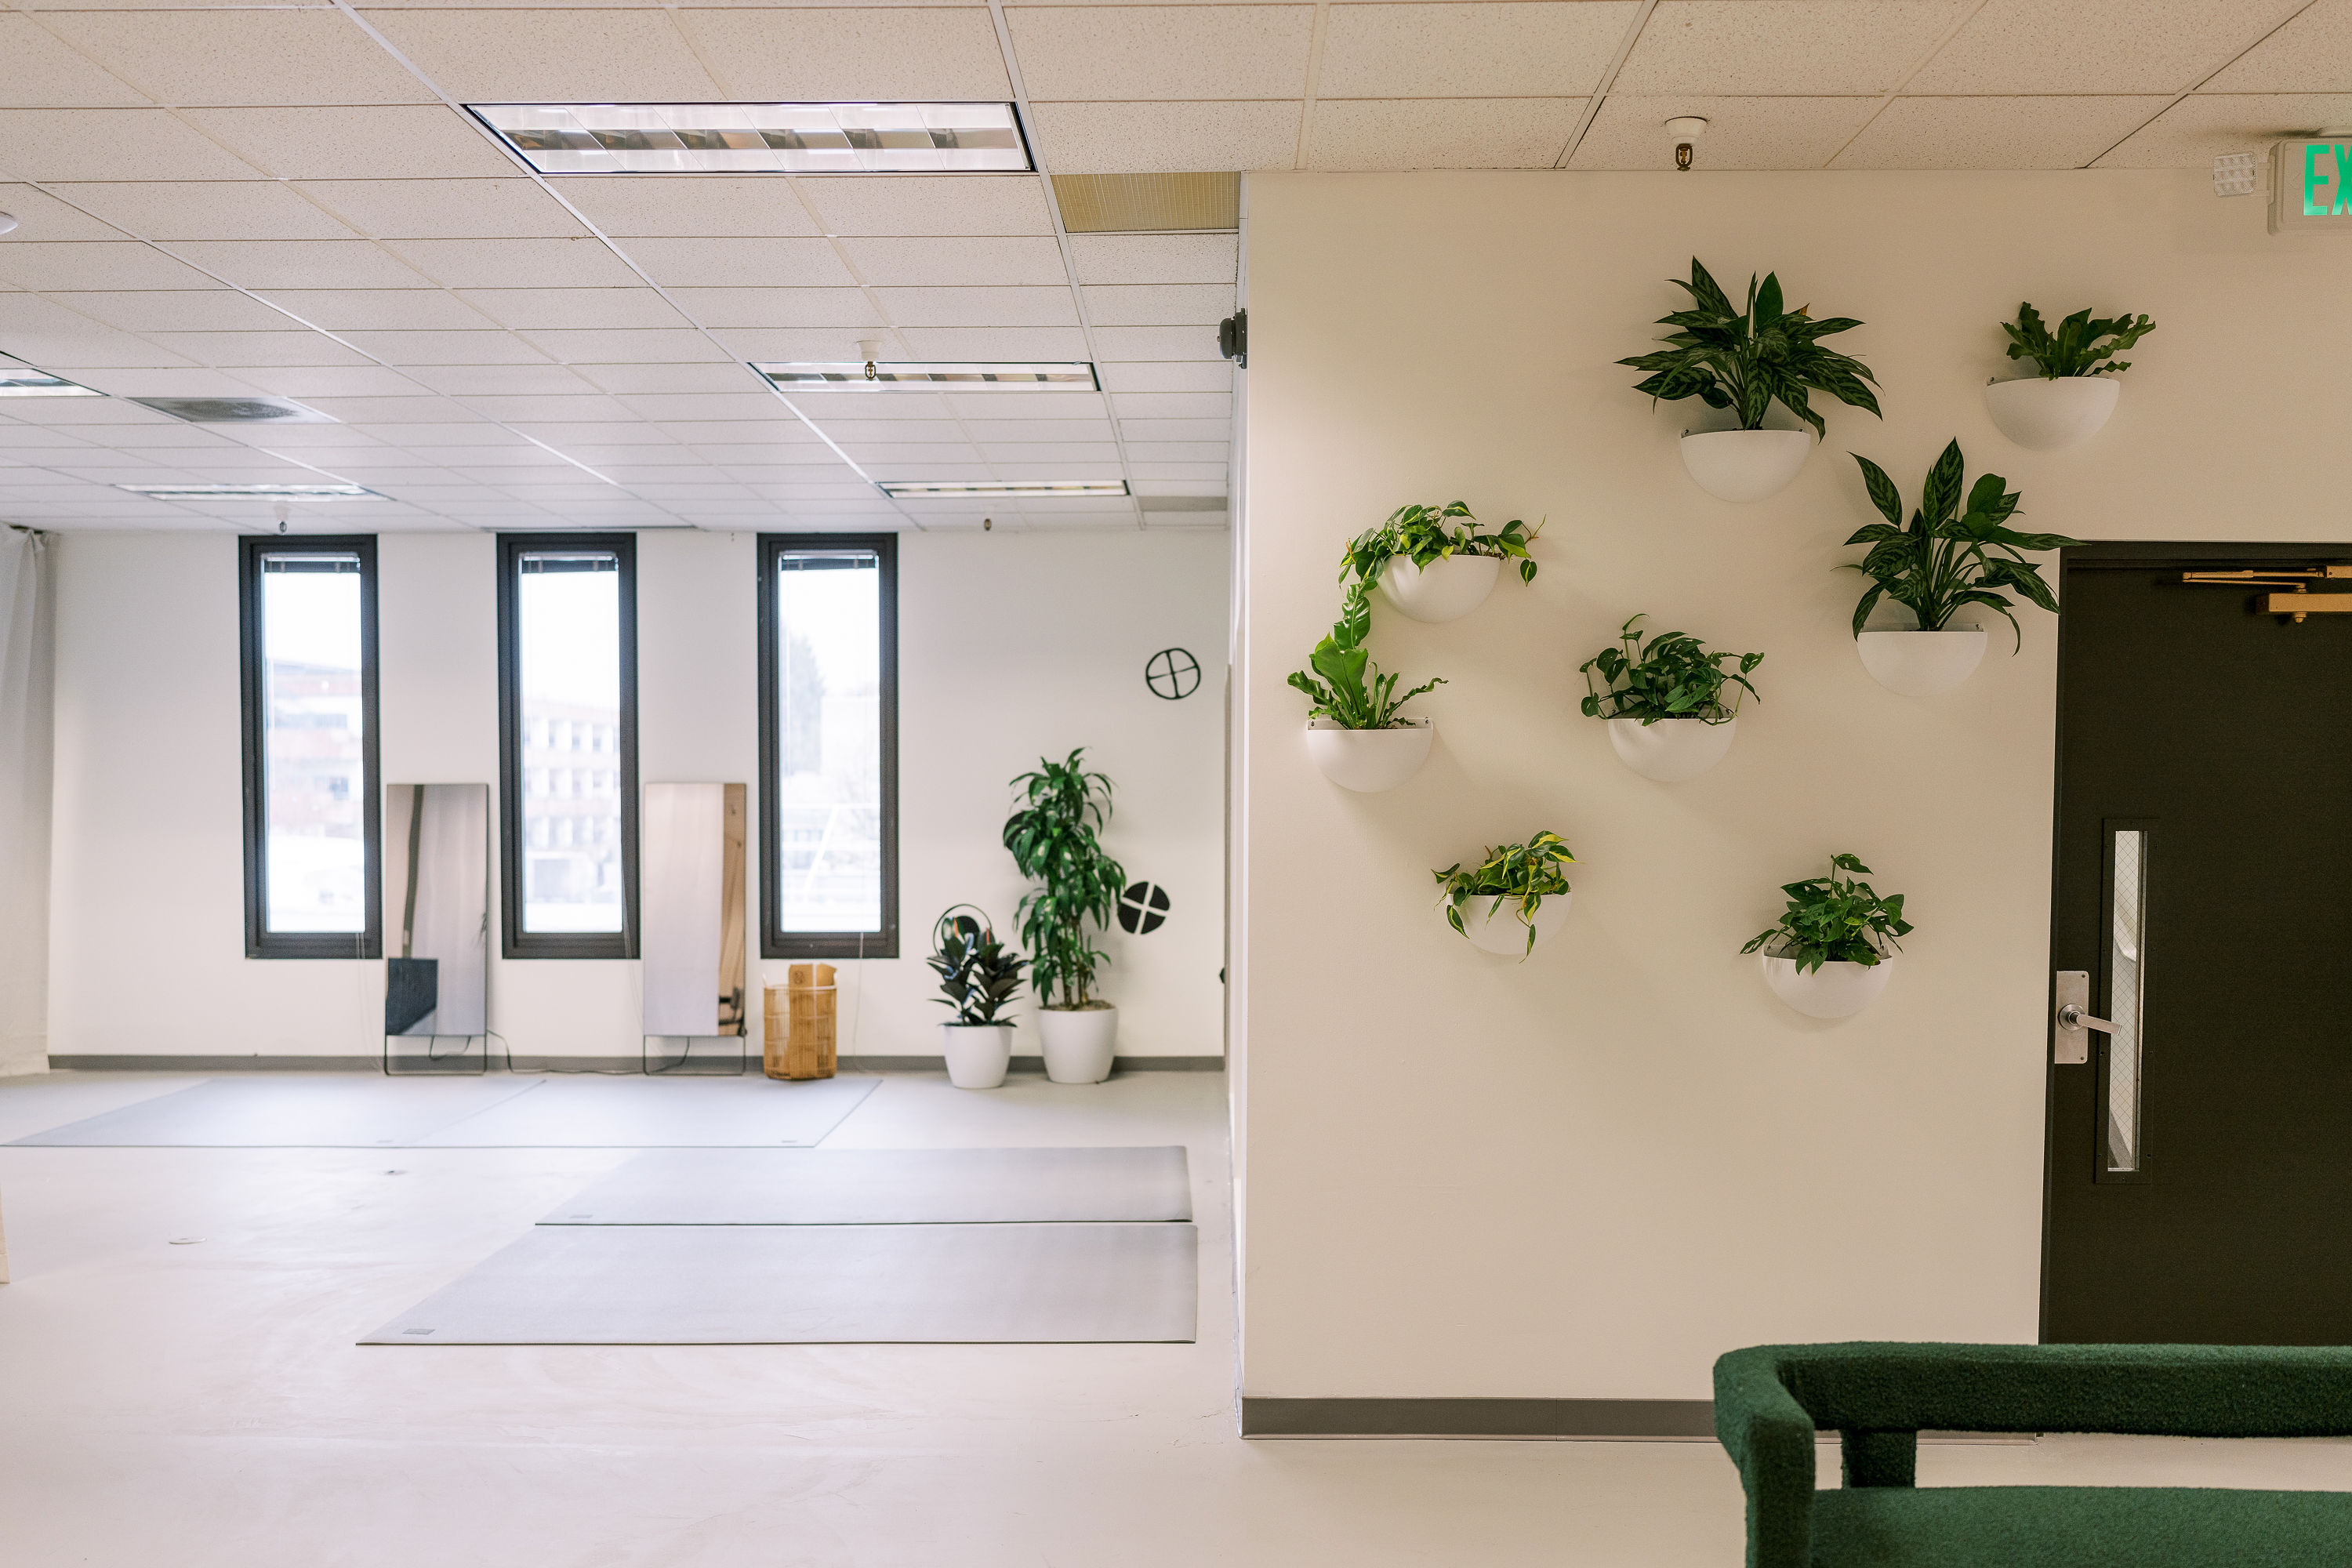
2103 826 2151 1177
759 533 898 958
239 535 379 959
497 533 637 959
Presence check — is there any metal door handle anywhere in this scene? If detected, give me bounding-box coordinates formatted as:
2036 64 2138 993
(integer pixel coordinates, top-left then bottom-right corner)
2058 1004 2117 1035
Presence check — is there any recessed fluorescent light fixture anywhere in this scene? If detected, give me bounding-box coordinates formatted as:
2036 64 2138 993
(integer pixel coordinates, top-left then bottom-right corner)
470 102 1030 174
755 361 1098 390
879 481 1131 499
119 483 376 500
0 355 101 397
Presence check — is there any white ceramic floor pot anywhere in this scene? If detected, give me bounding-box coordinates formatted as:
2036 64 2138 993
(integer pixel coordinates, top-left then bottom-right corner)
1454 891 1573 957
1305 717 1432 792
1857 629 1988 696
1377 552 1501 623
940 1022 1012 1089
1679 429 1815 502
1607 715 1737 782
1984 376 2119 452
1038 1004 1117 1083
1760 953 1893 1019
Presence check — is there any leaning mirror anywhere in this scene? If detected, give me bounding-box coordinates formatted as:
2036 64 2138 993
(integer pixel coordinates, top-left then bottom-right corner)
383 783 489 1072
641 782 748 1072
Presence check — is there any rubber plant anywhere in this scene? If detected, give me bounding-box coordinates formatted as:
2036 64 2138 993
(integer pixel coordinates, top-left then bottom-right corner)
1002 750 1125 1011
1288 580 1443 728
2002 303 2155 379
1340 500 1544 589
925 906 1026 1026
1580 614 1762 725
1618 258 1882 437
1434 831 1577 958
1843 440 2082 647
1741 854 1912 973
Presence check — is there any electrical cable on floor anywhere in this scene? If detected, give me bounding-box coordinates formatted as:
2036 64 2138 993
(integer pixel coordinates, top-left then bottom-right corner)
489 1029 641 1076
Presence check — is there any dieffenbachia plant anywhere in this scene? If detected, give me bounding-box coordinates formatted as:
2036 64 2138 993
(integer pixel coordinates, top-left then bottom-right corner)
1618 258 1882 437
1842 440 2082 648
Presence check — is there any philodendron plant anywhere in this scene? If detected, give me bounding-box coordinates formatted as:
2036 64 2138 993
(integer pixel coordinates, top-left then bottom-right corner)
925 906 1026 1026
1740 854 1912 973
1844 440 2082 646
2002 303 2155 379
1288 580 1444 728
1340 501 1544 588
1580 614 1762 725
1619 258 1882 437
1434 830 1577 958
1003 750 1125 1011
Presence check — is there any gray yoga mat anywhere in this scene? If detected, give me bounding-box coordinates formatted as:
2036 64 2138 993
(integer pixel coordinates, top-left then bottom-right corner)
539 1145 1193 1226
412 1075 877 1147
359 1222 1198 1344
8 1076 539 1147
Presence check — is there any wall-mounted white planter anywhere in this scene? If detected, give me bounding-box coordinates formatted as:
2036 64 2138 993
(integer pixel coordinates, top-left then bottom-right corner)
1607 715 1737 782
1454 891 1572 958
1984 376 2119 452
1760 954 1893 1019
1679 429 1815 503
941 1022 1011 1089
1037 1004 1116 1083
1378 553 1500 623
1857 629 1987 696
1305 717 1432 793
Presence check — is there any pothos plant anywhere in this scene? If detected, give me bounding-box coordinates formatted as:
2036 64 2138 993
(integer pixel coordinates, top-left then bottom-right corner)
925 906 1026 1027
1580 614 1762 725
1740 854 1912 973
1287 580 1444 729
1844 440 2082 647
1340 501 1544 589
1434 831 1577 958
2002 303 2155 379
1619 258 1882 437
1002 750 1125 1011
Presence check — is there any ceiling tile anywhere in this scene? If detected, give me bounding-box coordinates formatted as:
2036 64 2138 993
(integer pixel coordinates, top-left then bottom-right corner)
618 392 793 422
677 6 1013 99
873 285 1080 326
455 394 635 424
140 331 372 368
1319 2 1635 98
42 181 361 243
1094 360 1232 394
1831 96 2170 169
278 395 481 425
43 289 291 333
294 180 590 241
380 238 642 289
514 328 734 364
942 390 1104 420
1308 97 1584 170
1109 391 1230 420
2207 0 2352 93
0 16 149 108
0 241 222 292
609 238 857 290
1909 0 2308 96
401 365 601 397
818 419 964 444
230 366 432 399
184 106 521 181
1615 1 1974 96
1123 440 1228 463
0 326 196 369
837 237 1069 287
953 418 1112 442
570 362 764 396
1091 325 1223 361
975 442 1122 463
895 326 1089 359
657 419 818 446
0 183 132 243
1007 4 1315 100
800 175 1054 238
336 330 554 366
1569 95 1879 169
455 288 692 331
702 327 912 361
348 423 521 446
0 108 263 182
553 177 822 240
2096 92 2352 168
43 9 431 107
1081 284 1232 327
1127 460 1226 481
785 389 953 419
1120 418 1229 441
359 7 724 100
670 287 882 329
1067 234 1237 285
1028 101 1305 174
984 459 1123 481
254 289 499 332
166 240 434 291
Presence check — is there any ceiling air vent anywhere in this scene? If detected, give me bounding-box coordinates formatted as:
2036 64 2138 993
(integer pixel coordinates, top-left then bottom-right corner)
130 396 336 424
1053 173 1239 233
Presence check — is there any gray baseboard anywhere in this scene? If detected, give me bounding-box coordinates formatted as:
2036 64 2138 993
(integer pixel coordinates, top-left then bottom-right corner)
49 1054 383 1073
1240 1398 1717 1441
50 1052 1226 1076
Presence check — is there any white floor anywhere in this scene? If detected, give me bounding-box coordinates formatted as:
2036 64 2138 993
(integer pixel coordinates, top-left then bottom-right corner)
1 1069 2346 1567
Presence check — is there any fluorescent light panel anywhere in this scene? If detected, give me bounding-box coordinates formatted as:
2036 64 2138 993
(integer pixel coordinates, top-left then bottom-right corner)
0 354 100 398
120 483 376 499
879 481 1131 498
755 361 1097 390
471 102 1029 174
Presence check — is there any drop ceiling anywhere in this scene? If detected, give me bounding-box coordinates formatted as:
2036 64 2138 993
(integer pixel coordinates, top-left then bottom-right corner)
0 0 2339 535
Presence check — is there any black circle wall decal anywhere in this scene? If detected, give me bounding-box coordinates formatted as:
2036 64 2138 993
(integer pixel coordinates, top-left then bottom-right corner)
1117 881 1171 935
1145 648 1200 701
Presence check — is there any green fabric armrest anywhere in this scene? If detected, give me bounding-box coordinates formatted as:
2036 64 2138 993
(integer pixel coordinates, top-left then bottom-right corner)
1714 1348 1820 1568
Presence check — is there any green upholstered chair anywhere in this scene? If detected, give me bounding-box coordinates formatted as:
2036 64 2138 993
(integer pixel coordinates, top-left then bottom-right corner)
1714 1342 2352 1567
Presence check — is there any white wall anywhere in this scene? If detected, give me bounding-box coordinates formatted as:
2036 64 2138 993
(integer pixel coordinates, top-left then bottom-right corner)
1236 169 2352 1401
49 525 1227 1064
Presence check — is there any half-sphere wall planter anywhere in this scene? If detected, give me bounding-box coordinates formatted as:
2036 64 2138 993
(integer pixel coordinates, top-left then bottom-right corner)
1984 376 2119 452
1455 892 1572 957
1857 629 1987 696
1607 715 1737 782
1760 954 1893 1019
1378 553 1500 623
1305 718 1432 793
1679 429 1815 503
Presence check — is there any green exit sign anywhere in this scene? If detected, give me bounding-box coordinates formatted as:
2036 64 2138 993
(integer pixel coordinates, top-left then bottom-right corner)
2270 139 2352 234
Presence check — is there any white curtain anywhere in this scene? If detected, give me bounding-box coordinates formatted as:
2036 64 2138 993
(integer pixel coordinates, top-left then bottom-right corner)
0 529 52 1076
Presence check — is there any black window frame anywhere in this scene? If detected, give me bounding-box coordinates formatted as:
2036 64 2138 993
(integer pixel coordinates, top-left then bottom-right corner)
238 534 382 960
495 531 640 960
758 532 899 960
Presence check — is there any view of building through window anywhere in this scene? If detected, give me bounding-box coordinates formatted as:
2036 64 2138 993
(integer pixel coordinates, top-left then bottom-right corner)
517 551 624 932
259 553 366 934
775 550 883 935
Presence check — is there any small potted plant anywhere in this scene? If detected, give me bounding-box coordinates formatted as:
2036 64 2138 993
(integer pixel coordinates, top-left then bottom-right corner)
1004 750 1125 1083
1290 581 1444 793
1844 441 2082 696
926 906 1027 1090
1579 613 1762 782
1340 500 1543 623
1434 830 1577 958
1741 854 1911 1019
1985 303 2154 451
1620 258 1880 502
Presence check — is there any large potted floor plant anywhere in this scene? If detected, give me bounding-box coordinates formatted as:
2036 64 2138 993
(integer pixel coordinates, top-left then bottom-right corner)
1620 258 1881 503
1341 500 1542 623
1844 440 2081 696
925 906 1026 1090
1434 830 1577 958
1984 303 2154 451
1290 580 1443 792
1580 613 1762 782
1004 750 1126 1084
1742 854 1911 1019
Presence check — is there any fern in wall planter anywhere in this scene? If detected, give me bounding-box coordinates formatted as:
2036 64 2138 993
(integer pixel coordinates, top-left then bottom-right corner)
1291 580 1445 793
1985 303 2156 451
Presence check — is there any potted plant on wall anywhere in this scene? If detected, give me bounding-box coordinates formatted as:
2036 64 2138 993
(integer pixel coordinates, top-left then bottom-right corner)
1290 581 1445 792
1004 750 1126 1084
926 906 1027 1090
1844 441 2082 696
1741 854 1911 1019
1619 258 1881 503
1340 501 1543 623
1434 831 1577 958
1579 614 1762 782
1985 303 2154 451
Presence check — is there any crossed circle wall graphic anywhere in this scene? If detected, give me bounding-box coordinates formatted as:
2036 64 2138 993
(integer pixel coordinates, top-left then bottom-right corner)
1145 648 1200 701
1117 881 1171 935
